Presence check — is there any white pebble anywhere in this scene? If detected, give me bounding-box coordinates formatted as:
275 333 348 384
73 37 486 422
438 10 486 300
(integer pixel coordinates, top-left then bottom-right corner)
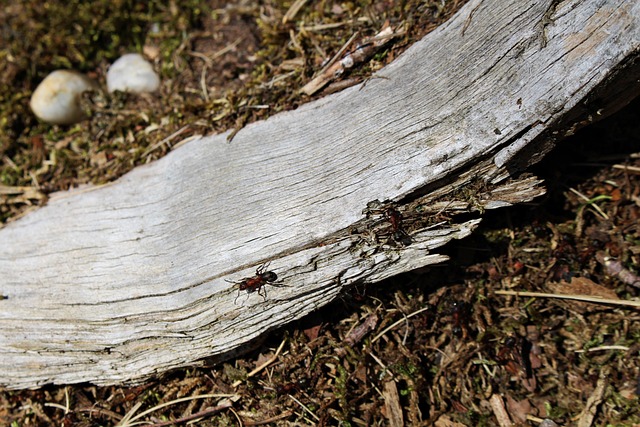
107 53 160 93
30 70 97 125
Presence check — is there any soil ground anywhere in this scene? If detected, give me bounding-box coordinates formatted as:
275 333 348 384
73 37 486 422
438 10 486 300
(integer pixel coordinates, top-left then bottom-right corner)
1 1 640 426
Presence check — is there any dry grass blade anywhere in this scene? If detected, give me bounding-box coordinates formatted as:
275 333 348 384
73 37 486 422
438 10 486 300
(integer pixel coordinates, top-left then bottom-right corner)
44 387 70 414
288 394 320 422
188 37 244 66
371 305 431 344
142 125 192 157
117 402 143 427
282 0 308 24
574 345 630 353
116 394 238 427
242 410 296 426
495 290 640 308
144 400 234 426
0 185 37 195
613 164 640 174
232 338 287 388
568 187 610 220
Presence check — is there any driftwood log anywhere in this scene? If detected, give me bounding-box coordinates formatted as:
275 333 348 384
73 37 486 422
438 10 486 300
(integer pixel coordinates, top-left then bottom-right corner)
1 0 638 389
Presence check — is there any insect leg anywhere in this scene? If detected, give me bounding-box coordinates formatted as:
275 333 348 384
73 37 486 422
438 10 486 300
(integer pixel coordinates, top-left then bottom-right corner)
259 284 268 301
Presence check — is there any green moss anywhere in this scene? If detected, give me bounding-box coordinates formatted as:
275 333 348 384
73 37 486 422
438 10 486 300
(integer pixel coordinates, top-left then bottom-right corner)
335 362 351 418
392 361 419 378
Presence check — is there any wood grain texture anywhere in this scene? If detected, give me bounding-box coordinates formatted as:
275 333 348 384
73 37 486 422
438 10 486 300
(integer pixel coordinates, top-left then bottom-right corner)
0 0 638 388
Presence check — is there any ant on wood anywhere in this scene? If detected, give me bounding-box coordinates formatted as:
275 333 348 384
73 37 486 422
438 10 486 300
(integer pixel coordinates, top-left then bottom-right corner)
363 200 412 246
383 206 412 246
227 263 282 304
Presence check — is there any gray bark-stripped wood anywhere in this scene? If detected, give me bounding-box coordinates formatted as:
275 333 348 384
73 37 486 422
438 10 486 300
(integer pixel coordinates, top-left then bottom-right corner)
1 0 638 389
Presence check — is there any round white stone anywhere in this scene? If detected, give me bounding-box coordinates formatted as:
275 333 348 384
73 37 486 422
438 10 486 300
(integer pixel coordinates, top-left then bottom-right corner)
107 53 160 93
30 70 97 125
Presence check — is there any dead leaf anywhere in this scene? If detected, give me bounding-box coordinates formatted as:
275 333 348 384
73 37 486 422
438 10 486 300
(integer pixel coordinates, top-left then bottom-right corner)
304 324 322 341
434 415 468 427
505 395 533 424
552 276 619 299
548 277 619 312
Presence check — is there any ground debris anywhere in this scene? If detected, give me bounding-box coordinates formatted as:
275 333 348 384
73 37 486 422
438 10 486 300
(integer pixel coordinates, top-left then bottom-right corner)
382 380 404 427
577 367 610 427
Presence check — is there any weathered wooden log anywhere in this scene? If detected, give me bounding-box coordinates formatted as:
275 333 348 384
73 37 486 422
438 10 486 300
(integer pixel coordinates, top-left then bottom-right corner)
0 0 638 389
